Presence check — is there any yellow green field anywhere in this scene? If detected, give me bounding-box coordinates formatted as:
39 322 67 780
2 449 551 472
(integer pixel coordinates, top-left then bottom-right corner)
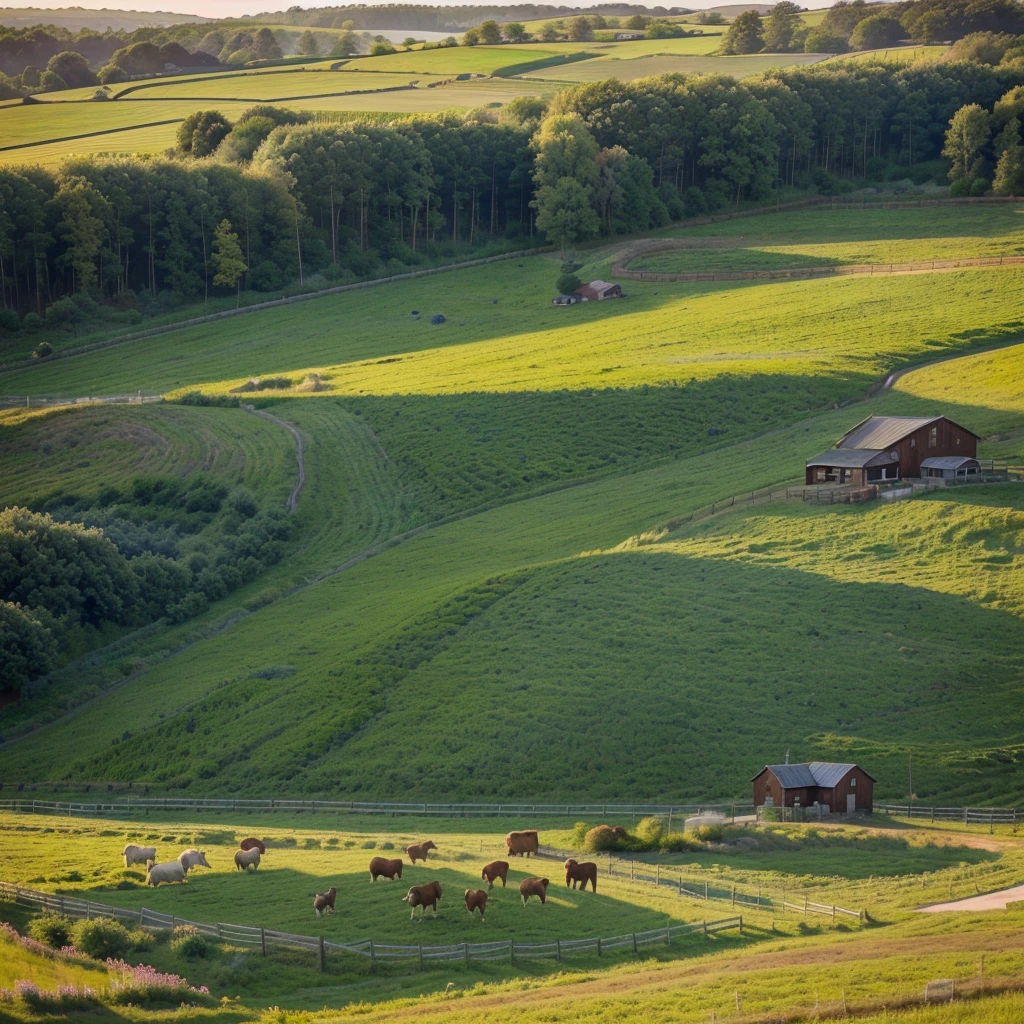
829 45 948 64
123 70 422 101
522 51 827 82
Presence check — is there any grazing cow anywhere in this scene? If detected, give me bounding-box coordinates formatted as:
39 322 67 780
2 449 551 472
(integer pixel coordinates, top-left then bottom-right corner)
239 838 266 854
234 848 261 871
464 889 488 921
369 856 403 882
564 859 598 893
505 831 539 858
313 887 336 916
178 849 211 874
402 881 442 919
146 860 186 886
481 860 509 890
123 844 156 868
519 877 549 906
406 840 437 864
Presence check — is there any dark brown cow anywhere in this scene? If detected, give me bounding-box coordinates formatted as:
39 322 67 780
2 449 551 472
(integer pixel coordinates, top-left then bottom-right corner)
519 877 549 906
481 860 509 890
403 880 442 919
505 830 539 858
239 838 266 854
369 856 403 882
313 887 336 916
564 859 598 893
406 840 437 864
464 889 488 921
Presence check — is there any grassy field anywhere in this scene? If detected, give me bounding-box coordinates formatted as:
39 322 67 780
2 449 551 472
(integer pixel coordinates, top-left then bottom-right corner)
522 51 826 82
0 124 183 166
630 204 1024 272
124 71 422 101
831 45 948 64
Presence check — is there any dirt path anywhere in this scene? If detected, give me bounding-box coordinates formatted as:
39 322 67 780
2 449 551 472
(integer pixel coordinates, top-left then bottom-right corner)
919 883 1024 912
244 406 305 512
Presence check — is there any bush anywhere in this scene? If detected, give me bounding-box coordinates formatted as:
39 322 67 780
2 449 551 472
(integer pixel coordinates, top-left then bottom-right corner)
694 824 724 843
584 824 628 852
659 831 698 852
32 341 53 360
969 176 990 196
27 913 73 949
555 271 582 295
634 816 666 848
0 308 19 332
71 918 134 960
571 821 589 847
949 177 971 197
22 312 42 331
170 925 209 959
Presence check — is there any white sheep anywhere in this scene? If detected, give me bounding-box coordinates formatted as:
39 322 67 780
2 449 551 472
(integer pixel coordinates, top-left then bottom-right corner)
234 848 261 871
123 844 157 868
146 860 186 886
178 849 210 874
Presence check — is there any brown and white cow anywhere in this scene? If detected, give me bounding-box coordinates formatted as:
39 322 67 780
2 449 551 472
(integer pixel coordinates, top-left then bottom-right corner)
505 831 539 858
519 877 549 906
403 880 442 919
464 889 488 921
369 856 403 882
481 860 509 890
406 840 437 864
313 887 336 916
564 859 598 892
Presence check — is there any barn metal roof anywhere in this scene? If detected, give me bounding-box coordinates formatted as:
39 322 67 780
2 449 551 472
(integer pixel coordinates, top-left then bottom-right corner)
920 456 980 470
752 762 876 787
837 415 980 450
805 448 896 468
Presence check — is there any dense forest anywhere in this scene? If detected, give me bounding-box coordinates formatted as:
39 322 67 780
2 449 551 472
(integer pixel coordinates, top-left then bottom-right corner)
2 55 1023 327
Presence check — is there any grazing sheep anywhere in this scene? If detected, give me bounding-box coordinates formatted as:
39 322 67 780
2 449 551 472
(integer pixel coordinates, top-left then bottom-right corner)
402 881 442 919
405 840 437 864
564 859 598 893
369 856 403 882
481 860 509 890
464 889 488 921
234 848 261 871
123 844 156 868
178 849 211 874
239 838 266 854
313 887 336 916
146 860 186 886
519 877 549 906
505 831 539 857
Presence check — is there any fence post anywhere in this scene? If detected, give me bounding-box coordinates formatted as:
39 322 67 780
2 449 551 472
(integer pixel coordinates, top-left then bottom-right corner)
419 944 423 968
260 926 266 956
556 939 561 962
739 916 743 936
369 939 375 972
632 932 638 954
631 860 634 881
510 941 515 965
665 925 670 947
731 885 735 907
464 942 470 966
703 919 707 937
705 881 708 900
657 864 660 886
597 937 602 957
318 935 325 973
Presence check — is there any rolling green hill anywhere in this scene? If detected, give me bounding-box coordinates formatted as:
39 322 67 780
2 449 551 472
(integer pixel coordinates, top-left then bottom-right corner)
2 203 1023 803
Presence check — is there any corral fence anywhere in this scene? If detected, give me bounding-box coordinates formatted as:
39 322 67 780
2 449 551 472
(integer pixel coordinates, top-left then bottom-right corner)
0 393 162 410
536 846 865 923
0 882 743 971
0 796 754 822
877 803 1019 828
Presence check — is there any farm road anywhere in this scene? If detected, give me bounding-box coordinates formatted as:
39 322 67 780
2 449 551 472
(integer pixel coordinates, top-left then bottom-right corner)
919 883 1024 912
245 405 305 512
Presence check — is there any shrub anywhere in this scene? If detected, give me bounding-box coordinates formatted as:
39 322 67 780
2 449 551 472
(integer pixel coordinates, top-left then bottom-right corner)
27 914 73 949
659 831 698 852
170 925 209 959
571 821 589 847
584 824 627 852
634 815 666 848
71 917 134 960
694 824 724 843
555 271 581 295
0 308 19 332
969 176 990 196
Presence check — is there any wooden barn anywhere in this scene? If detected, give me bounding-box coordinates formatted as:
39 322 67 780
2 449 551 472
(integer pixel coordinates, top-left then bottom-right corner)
574 280 622 301
751 762 875 814
806 415 979 485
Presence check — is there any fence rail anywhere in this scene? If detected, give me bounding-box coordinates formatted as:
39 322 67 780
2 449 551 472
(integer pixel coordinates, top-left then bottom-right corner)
536 846 864 922
0 796 753 820
0 882 741 970
877 803 1019 825
0 394 162 410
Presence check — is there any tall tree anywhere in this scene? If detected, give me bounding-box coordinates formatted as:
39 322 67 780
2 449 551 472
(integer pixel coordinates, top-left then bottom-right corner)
762 2 801 53
212 219 246 304
297 30 320 55
722 10 764 54
942 102 990 183
53 174 105 291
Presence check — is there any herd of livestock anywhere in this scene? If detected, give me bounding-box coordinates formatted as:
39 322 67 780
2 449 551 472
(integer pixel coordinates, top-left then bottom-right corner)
122 830 600 925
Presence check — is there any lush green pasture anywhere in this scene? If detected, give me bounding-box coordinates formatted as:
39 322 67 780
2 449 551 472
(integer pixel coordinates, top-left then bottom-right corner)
127 71 421 101
832 46 948 64
346 45 566 74
522 51 826 82
292 78 555 113
0 125 183 167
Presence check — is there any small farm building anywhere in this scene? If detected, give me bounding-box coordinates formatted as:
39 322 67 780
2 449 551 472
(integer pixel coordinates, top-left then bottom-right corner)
920 456 980 480
574 280 622 301
752 762 875 814
615 31 645 39
552 293 581 306
805 415 979 485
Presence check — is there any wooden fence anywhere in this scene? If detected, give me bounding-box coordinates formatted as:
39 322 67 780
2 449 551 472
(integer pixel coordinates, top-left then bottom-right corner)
876 803 1019 827
536 846 865 923
0 394 162 410
0 796 754 820
0 882 742 970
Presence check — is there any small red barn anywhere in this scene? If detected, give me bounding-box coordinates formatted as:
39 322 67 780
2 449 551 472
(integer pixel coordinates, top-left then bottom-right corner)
751 762 874 814
805 415 979 485
574 280 622 301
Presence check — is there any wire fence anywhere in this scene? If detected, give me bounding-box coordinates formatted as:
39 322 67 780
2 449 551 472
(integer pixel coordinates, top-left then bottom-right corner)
0 796 755 821
536 846 865 923
0 882 743 971
0 393 162 410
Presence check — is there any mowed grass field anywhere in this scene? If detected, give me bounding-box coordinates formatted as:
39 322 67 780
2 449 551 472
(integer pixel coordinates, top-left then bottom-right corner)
630 203 1024 272
522 51 826 82
829 45 948 63
126 71 422 100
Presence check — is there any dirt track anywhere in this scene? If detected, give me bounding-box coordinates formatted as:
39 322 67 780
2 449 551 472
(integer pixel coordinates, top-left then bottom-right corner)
919 883 1024 913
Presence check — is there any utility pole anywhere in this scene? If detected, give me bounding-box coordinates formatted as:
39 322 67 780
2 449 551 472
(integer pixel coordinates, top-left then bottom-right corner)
909 751 913 811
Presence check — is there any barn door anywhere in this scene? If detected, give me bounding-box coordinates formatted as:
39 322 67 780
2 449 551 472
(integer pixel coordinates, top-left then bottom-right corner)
846 793 856 813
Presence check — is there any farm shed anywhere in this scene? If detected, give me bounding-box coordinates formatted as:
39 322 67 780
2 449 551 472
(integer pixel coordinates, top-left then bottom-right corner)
574 280 623 301
805 415 979 485
752 762 875 814
920 456 980 480
615 31 646 39
552 294 581 306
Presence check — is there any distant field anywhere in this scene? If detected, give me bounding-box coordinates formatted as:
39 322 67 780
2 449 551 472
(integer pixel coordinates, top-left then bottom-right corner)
0 122 184 166
125 70 421 100
630 204 1024 272
346 44 566 74
522 50 826 81
829 45 947 63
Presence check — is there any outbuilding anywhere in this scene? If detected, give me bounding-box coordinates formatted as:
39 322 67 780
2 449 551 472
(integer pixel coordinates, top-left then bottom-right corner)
751 762 875 814
805 415 979 485
574 280 622 301
920 456 980 480
552 293 581 306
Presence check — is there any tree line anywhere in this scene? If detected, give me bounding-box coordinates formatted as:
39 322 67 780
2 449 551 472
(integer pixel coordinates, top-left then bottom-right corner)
2 58 1023 328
